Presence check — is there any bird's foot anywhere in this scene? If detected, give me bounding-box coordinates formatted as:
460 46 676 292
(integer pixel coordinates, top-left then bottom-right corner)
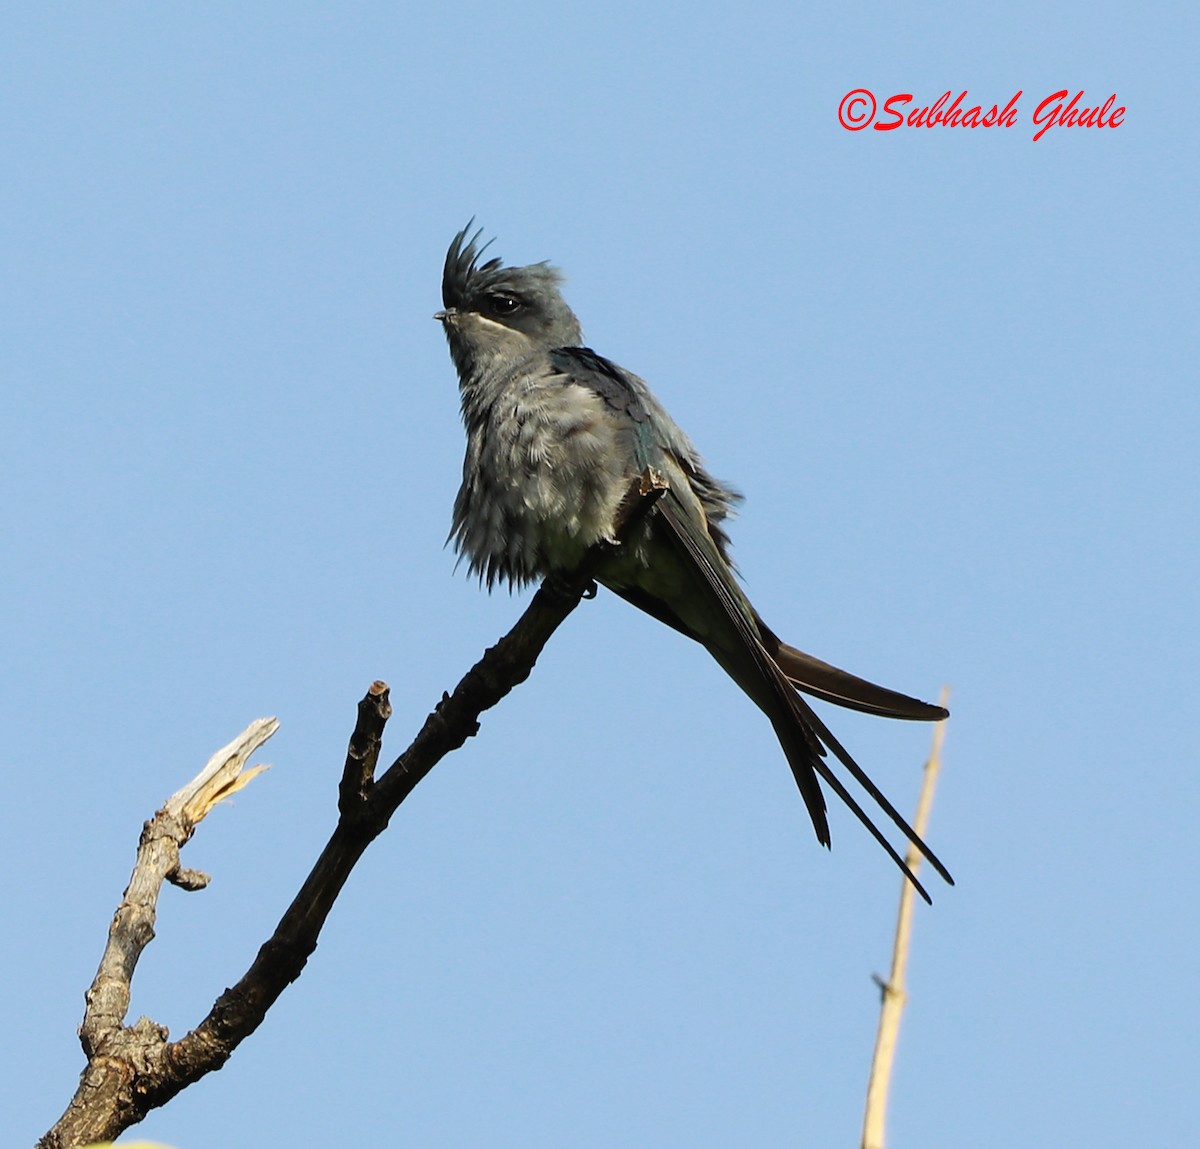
542 572 599 602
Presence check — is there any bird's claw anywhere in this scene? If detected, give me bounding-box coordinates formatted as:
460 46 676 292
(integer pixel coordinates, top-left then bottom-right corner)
543 572 600 601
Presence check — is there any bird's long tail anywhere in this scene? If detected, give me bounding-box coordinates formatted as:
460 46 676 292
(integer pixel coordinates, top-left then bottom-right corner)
650 495 953 901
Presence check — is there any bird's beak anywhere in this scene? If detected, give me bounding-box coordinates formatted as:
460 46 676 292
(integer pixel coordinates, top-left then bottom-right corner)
434 308 457 322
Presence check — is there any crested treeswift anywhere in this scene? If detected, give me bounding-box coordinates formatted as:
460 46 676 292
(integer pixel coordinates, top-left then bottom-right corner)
436 224 952 901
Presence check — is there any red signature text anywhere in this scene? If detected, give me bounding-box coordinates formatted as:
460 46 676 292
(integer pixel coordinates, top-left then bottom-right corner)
837 88 1126 142
1031 90 1125 141
875 91 1021 131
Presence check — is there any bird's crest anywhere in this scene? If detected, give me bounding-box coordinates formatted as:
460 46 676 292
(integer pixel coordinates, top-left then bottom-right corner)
442 220 564 311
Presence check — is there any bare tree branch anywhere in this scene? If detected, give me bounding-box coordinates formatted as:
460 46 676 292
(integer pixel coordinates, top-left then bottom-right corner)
39 472 669 1149
860 686 949 1149
40 720 277 1149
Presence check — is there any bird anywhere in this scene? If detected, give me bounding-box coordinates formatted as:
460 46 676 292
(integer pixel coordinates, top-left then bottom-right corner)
435 223 952 901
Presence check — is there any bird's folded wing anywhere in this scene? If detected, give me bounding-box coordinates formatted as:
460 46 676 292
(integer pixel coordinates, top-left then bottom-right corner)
759 628 948 721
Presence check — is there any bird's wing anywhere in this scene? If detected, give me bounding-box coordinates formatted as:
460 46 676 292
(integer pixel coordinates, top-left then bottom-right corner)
757 620 949 721
549 347 651 423
548 347 951 896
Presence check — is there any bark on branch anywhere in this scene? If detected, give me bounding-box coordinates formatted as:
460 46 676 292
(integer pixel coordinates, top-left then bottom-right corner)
39 472 669 1149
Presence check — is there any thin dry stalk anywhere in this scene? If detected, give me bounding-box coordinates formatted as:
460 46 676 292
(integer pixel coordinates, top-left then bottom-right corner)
860 686 949 1149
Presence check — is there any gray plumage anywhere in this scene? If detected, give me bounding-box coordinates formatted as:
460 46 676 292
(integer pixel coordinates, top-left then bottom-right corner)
436 223 952 899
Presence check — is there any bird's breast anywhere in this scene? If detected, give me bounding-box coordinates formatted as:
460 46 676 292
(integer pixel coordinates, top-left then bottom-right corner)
459 382 636 581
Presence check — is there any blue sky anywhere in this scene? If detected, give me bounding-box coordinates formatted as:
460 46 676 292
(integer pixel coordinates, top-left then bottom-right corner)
4 4 1196 1146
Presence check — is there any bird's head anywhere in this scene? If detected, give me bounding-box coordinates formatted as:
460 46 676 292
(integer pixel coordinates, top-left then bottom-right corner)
436 223 584 377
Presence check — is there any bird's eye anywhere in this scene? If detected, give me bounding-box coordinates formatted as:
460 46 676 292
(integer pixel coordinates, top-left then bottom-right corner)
487 294 522 317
